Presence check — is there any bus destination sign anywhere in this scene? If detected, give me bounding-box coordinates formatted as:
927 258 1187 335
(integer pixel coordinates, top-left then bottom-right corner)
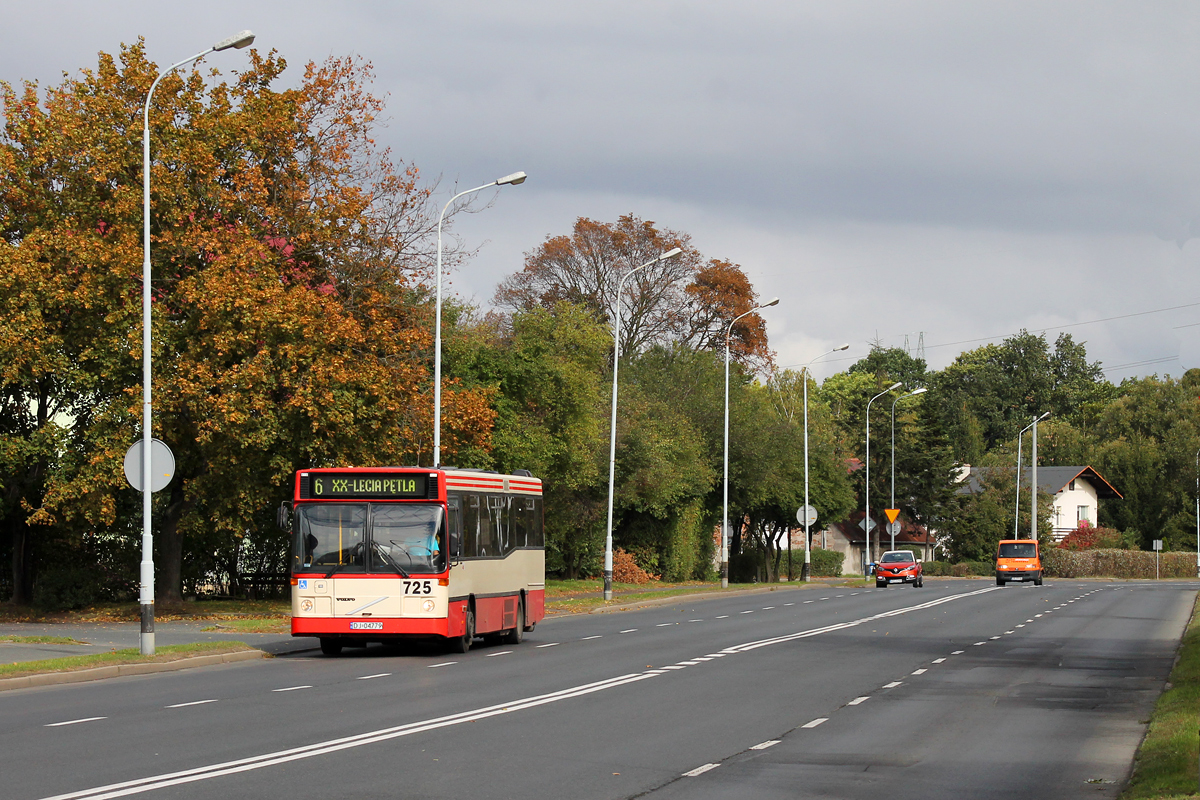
308 473 428 499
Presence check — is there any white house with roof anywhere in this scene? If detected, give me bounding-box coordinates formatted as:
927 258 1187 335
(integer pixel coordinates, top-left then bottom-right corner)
957 465 1122 541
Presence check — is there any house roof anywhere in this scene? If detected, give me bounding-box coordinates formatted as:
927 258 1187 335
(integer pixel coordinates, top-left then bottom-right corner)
957 465 1122 500
828 511 933 546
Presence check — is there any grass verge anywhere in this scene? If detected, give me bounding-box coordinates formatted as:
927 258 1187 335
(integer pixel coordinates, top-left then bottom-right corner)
0 641 257 680
0 635 90 645
1122 592 1200 799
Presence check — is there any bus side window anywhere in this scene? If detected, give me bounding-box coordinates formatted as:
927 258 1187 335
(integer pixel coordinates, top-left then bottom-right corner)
511 497 528 548
531 497 544 547
491 495 510 555
447 496 463 559
478 495 496 557
463 494 480 559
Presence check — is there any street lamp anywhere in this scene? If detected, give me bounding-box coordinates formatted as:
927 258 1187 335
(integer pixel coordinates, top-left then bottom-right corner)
889 387 927 551
1195 449 1199 578
801 344 849 581
603 248 684 600
1030 411 1050 540
1014 412 1050 539
864 382 902 572
721 297 779 588
139 29 256 656
433 171 526 467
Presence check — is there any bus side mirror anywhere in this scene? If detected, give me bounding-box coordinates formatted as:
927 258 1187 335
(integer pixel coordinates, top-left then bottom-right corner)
449 530 461 559
277 502 292 532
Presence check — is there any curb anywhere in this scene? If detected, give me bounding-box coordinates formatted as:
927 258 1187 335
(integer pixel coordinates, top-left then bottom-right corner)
0 649 266 693
588 583 810 614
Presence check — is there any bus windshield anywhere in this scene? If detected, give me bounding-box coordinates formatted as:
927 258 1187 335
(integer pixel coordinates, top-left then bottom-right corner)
998 542 1037 558
295 503 445 575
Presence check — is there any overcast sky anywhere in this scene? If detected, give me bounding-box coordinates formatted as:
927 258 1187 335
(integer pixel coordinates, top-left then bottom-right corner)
5 1 1200 381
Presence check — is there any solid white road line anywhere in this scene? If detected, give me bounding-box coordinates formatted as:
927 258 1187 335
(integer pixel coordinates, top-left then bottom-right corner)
801 718 828 728
683 763 720 777
165 700 219 708
46 717 106 727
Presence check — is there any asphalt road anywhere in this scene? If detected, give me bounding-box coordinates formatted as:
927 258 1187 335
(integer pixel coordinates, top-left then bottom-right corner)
1 578 1193 800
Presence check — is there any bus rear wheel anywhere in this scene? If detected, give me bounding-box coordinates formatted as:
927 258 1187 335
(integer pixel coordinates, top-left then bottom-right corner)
319 638 343 656
451 607 475 654
503 600 525 645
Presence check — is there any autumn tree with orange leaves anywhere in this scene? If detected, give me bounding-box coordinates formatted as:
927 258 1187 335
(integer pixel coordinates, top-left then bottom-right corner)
0 42 491 604
494 214 771 368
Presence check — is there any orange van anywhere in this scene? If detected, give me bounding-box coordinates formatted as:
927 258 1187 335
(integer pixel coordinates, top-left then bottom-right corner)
995 539 1042 586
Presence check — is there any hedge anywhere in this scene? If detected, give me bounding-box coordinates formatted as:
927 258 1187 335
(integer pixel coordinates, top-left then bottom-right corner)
923 561 992 578
1042 548 1198 579
809 548 844 578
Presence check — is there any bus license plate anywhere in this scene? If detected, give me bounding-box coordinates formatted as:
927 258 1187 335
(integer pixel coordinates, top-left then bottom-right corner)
350 621 383 630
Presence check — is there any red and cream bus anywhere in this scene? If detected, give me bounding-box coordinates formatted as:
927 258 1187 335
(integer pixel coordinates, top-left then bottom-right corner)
283 466 545 655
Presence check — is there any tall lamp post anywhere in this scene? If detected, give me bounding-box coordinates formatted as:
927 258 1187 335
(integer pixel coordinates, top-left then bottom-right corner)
433 172 527 467
1030 411 1050 540
140 29 256 657
801 344 849 581
603 248 684 600
721 298 779 588
1195 449 1199 578
864 382 902 572
1014 412 1050 539
889 387 927 551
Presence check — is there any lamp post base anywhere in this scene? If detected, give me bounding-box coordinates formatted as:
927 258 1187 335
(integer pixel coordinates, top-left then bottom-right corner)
720 561 728 589
603 570 613 601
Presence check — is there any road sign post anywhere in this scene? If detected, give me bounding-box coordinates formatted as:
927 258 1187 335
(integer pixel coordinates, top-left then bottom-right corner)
1153 539 1163 580
884 509 900 550
797 505 818 582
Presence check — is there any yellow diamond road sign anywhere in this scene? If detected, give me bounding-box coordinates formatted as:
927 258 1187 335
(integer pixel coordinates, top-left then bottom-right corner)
884 508 900 524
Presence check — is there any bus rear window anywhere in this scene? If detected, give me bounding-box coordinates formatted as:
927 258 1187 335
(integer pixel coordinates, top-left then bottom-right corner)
998 542 1037 558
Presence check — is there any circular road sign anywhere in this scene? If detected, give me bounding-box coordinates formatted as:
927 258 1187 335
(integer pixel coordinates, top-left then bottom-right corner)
123 439 175 493
886 520 902 536
796 505 818 527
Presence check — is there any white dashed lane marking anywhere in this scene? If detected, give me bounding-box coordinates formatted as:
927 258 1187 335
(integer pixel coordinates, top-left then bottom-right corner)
620 629 637 634
932 658 945 664
581 635 602 640
684 763 720 777
272 686 312 692
847 696 869 705
428 662 456 668
536 643 559 648
46 717 107 727
486 651 513 658
356 674 390 681
166 699 219 707
911 668 927 675
802 718 828 728
750 740 781 750
883 681 902 688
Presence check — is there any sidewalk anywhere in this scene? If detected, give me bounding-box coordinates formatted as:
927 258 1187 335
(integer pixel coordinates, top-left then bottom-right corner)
0 621 315 665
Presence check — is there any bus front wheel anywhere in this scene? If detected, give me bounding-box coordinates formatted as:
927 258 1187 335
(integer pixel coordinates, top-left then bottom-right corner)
451 607 475 654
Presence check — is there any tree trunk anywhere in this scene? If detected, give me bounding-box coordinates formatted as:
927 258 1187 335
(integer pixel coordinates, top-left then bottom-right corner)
8 518 33 604
157 481 191 604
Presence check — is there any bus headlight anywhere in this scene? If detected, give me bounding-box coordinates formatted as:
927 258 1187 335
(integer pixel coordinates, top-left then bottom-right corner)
301 598 314 612
422 599 436 613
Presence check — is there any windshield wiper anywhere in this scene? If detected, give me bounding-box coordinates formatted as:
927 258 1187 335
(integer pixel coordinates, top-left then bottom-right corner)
375 544 410 578
324 562 351 579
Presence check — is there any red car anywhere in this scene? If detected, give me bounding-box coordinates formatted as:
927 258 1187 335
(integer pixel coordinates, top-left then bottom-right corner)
875 550 924 588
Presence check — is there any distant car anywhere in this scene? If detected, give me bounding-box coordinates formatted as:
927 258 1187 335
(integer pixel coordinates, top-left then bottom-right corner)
995 539 1042 585
876 550 923 588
